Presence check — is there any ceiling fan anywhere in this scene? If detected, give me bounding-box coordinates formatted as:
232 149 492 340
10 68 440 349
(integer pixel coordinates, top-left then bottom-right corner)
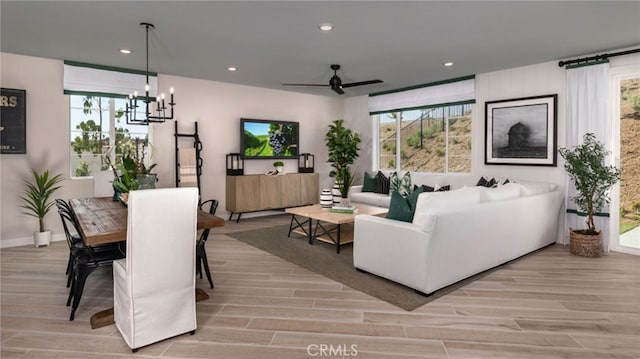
283 64 383 95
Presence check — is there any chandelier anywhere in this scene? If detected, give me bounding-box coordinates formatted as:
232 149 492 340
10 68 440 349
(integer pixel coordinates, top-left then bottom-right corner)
125 22 175 125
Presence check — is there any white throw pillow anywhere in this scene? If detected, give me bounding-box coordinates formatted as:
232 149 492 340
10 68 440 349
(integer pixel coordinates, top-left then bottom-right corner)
479 183 521 202
518 181 554 196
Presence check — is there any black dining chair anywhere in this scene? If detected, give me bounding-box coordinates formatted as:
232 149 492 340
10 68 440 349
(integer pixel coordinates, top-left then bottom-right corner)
57 206 125 320
55 199 124 288
55 199 81 286
196 199 218 289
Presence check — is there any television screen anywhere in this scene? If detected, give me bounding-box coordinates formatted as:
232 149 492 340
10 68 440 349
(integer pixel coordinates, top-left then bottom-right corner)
241 118 299 159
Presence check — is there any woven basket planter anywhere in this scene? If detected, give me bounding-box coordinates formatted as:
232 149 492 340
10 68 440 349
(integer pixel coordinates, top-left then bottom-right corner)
569 228 602 258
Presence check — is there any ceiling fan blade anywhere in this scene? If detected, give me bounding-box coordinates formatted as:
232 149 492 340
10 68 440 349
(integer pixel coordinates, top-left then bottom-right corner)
282 83 329 87
332 86 345 95
341 79 383 88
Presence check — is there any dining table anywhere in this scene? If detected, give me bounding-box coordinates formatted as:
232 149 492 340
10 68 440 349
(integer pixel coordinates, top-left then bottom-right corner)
69 196 225 329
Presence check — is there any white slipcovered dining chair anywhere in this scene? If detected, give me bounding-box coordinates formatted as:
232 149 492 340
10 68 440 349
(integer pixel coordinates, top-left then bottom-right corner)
113 187 199 352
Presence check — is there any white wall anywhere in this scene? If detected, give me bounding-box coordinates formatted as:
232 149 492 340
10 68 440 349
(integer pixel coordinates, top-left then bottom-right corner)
1 53 93 247
1 52 342 247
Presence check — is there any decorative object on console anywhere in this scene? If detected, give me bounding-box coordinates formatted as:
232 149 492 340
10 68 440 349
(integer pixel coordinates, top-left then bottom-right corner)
485 94 557 166
226 153 244 176
298 153 314 173
273 161 284 174
20 169 63 247
325 119 361 206
559 133 620 257
124 23 176 125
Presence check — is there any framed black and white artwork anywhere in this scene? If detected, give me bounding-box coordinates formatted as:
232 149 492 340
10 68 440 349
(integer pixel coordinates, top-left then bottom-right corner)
485 94 557 166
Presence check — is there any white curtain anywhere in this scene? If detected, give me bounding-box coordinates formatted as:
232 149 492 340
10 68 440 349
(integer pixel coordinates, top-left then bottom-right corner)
565 62 612 250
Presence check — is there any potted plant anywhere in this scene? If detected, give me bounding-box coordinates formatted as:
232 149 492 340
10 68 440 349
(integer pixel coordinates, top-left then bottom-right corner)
558 132 620 257
273 161 284 174
325 119 361 206
112 139 157 194
20 169 64 247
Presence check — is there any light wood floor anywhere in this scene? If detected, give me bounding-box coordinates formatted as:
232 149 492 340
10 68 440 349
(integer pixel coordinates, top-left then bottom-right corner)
2 214 639 358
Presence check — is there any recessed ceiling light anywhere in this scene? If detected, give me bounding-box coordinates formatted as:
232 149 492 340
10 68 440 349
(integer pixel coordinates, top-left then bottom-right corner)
443 62 454 67
318 23 334 31
120 49 132 54
227 67 237 72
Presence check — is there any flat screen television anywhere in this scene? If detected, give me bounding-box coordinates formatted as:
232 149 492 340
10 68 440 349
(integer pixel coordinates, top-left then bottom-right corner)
240 118 299 159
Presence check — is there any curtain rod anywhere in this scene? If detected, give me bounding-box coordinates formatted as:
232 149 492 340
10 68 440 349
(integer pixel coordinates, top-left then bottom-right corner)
558 48 640 67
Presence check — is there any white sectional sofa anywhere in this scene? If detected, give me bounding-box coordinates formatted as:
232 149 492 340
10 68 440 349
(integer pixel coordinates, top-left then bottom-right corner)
353 180 563 295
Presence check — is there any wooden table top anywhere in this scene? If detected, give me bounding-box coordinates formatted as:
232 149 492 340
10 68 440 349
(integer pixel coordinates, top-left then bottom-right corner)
69 197 225 246
285 203 388 225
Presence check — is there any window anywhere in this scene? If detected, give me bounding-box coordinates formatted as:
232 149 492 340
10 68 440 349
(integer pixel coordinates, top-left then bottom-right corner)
69 95 149 177
369 76 475 173
375 103 472 173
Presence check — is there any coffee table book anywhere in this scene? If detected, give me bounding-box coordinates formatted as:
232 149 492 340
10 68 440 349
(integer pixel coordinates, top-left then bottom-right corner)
330 206 357 214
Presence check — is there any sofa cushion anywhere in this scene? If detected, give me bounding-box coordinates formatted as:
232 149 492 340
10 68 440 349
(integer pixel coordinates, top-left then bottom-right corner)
362 171 378 192
387 187 424 222
412 187 481 231
350 192 392 208
375 171 390 194
479 183 521 202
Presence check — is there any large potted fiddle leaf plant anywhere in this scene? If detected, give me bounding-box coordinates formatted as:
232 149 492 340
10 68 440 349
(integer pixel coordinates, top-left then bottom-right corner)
559 133 620 257
325 119 361 206
20 169 63 247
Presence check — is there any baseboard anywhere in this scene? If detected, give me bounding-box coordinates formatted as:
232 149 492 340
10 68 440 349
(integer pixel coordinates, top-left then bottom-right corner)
1 233 65 248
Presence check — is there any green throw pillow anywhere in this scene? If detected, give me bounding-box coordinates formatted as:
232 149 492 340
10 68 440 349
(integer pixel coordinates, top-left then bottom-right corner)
362 171 378 192
386 187 424 222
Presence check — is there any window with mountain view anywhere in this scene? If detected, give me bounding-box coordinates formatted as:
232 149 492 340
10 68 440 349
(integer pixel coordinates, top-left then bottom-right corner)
376 103 472 173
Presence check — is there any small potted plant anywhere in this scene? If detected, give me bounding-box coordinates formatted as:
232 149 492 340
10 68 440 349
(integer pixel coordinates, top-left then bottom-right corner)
112 139 157 194
273 161 284 174
559 133 620 257
325 119 361 206
20 169 64 247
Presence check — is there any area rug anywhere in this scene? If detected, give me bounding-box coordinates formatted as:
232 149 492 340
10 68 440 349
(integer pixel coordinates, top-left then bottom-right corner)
228 224 499 311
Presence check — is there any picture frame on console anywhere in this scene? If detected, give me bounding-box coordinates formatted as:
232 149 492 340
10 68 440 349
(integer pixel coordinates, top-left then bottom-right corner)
485 94 557 166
